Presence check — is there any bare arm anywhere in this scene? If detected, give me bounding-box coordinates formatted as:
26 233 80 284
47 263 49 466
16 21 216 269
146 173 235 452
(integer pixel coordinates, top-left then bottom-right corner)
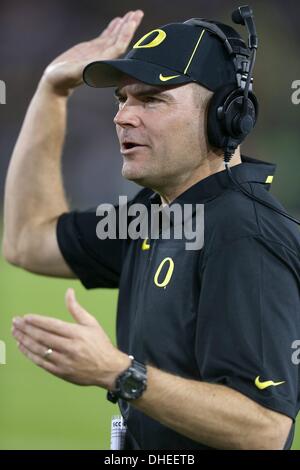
2 10 144 277
133 366 292 450
3 79 72 277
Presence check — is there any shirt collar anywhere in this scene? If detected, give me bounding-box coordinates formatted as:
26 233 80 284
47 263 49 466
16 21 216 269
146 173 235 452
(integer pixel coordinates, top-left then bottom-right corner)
149 155 277 205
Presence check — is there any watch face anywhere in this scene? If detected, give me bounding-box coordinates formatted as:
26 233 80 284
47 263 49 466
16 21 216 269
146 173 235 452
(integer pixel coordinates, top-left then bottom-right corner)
120 368 146 400
123 376 142 395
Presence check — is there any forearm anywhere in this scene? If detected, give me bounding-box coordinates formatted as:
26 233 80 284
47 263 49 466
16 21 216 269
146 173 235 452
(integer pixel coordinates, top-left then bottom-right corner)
132 366 288 450
3 78 69 255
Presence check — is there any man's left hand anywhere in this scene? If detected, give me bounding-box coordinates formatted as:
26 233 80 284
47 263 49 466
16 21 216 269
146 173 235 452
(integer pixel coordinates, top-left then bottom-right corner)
11 288 131 389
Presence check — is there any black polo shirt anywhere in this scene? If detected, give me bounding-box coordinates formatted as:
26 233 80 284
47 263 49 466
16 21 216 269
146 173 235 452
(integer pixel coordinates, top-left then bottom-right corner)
56 155 300 450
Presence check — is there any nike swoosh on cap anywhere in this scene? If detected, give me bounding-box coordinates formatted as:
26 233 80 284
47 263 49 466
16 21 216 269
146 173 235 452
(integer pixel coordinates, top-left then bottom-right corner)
159 73 181 82
254 376 285 390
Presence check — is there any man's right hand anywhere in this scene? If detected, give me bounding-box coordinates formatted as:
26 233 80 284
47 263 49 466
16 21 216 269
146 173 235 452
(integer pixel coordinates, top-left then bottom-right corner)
42 10 144 96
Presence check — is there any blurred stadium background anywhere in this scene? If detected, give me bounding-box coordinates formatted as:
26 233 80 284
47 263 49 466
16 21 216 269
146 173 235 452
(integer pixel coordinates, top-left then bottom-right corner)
0 0 299 450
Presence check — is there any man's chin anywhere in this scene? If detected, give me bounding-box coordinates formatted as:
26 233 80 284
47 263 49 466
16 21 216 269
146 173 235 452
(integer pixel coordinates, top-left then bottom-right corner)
121 164 149 186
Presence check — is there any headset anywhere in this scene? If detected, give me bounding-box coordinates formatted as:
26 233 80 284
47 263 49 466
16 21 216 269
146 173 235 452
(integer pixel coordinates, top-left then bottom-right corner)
185 6 300 226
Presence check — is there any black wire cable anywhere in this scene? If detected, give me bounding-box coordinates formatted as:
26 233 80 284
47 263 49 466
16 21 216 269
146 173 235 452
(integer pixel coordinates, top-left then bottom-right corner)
242 48 256 113
225 162 300 226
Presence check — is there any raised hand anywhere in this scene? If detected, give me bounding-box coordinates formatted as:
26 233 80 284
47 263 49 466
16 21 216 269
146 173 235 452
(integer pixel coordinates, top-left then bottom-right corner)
42 10 144 95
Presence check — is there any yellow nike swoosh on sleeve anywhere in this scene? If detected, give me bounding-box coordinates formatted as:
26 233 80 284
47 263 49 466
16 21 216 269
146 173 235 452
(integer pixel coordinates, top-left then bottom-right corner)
254 376 285 390
159 73 181 82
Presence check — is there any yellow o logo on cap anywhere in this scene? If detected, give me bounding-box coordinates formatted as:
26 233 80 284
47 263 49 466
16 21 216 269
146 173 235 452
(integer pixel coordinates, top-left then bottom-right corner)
133 29 167 49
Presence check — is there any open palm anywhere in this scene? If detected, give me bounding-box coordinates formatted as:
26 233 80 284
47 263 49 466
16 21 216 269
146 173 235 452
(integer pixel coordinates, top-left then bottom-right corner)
43 10 143 94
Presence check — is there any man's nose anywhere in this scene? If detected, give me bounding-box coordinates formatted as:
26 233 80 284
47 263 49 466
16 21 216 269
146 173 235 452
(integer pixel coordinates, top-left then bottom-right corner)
113 104 141 128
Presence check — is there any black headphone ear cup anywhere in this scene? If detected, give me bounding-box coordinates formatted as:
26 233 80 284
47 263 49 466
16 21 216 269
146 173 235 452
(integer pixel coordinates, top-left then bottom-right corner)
207 83 237 150
247 91 259 127
207 83 258 150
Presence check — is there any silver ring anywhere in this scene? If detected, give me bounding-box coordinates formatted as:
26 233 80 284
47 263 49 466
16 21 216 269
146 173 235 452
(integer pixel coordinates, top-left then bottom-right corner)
43 348 53 359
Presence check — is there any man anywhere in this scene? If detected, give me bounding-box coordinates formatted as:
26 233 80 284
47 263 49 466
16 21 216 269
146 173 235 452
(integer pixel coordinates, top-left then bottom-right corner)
3 9 300 450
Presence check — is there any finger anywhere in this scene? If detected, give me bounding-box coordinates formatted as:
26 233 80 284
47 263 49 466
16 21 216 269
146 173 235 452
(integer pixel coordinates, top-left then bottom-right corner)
100 11 133 41
12 320 70 353
118 10 144 35
13 327 59 362
92 11 141 52
111 11 135 30
105 11 136 42
17 341 61 376
113 10 144 47
120 10 137 23
20 314 75 338
65 288 98 326
100 16 122 39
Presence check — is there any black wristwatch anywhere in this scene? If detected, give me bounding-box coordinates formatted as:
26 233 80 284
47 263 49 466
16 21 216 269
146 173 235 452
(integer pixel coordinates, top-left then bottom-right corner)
107 356 147 403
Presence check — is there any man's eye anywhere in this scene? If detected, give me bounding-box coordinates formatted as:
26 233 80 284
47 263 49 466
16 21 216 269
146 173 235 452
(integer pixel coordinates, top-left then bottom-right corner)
114 96 160 106
144 96 159 103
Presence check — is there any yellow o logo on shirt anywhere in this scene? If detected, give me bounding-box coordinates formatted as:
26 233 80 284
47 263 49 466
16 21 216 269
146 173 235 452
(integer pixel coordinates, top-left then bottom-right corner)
154 257 174 288
133 29 167 49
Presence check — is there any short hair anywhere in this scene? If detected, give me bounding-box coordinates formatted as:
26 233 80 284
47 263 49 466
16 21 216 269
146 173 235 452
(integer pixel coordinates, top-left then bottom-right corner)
190 82 213 110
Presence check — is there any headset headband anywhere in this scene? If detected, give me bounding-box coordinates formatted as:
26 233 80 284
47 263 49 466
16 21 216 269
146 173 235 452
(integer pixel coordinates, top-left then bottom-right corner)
184 18 252 90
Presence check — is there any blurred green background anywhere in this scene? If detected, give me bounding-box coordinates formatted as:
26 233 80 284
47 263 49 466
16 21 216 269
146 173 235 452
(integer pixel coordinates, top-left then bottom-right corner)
1 0 300 450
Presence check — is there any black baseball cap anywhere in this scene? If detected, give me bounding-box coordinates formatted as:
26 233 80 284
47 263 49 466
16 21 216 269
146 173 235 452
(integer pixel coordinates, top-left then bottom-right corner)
83 20 249 92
